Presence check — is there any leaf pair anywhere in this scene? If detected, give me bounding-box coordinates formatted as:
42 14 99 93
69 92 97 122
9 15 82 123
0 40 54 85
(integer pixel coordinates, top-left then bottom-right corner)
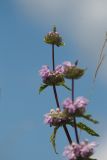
50 121 99 154
39 83 71 94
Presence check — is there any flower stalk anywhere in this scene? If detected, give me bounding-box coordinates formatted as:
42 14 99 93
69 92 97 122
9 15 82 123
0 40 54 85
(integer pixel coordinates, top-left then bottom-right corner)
52 44 55 70
72 79 80 144
52 43 72 144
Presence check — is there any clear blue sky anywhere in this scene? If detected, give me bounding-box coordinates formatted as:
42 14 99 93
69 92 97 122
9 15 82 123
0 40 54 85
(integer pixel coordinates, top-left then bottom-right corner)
0 0 107 159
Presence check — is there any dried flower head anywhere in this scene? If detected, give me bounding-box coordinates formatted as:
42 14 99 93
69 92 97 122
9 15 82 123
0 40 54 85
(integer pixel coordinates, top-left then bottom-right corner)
44 26 64 47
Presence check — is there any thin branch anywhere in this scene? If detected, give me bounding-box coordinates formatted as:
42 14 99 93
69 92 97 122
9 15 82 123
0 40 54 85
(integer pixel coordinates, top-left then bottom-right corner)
93 33 107 82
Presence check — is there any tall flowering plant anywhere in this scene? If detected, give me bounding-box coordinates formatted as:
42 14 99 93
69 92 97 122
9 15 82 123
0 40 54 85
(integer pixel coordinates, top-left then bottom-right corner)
39 26 99 160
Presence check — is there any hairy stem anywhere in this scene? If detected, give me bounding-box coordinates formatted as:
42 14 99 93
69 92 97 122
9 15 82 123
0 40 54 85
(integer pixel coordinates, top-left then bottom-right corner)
52 44 72 144
72 79 80 144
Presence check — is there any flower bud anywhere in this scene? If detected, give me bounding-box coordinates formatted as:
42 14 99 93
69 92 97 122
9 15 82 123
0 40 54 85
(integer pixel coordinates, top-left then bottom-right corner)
44 26 64 47
50 109 55 113
56 108 60 112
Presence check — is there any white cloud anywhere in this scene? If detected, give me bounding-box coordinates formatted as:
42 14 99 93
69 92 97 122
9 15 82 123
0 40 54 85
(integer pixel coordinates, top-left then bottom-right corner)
94 137 107 160
12 0 107 84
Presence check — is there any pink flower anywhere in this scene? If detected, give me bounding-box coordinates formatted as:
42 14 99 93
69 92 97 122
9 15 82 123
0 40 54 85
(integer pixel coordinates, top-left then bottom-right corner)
63 140 96 160
39 64 64 81
39 65 50 80
62 96 89 115
63 142 81 160
55 65 64 74
74 96 89 109
44 108 68 126
63 98 72 107
44 113 53 124
62 98 76 114
63 61 75 67
80 140 96 158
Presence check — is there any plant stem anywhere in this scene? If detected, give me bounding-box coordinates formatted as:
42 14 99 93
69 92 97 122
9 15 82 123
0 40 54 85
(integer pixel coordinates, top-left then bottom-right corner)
72 79 80 144
52 44 72 144
73 117 79 144
53 84 72 144
63 125 72 144
53 85 60 108
52 44 55 70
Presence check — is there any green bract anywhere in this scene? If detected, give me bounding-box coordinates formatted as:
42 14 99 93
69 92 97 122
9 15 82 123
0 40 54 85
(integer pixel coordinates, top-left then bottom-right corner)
64 66 85 79
44 27 64 47
49 109 73 126
43 73 64 86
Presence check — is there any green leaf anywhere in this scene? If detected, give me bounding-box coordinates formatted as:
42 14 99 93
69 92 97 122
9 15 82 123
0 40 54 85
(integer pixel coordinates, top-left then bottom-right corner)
61 84 71 91
39 84 48 94
68 121 99 137
81 114 99 124
50 126 59 154
59 42 65 46
76 122 100 137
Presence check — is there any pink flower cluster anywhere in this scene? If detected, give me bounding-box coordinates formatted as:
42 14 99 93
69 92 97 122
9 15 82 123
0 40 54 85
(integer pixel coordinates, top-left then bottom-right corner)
44 113 53 124
39 65 64 80
63 97 88 115
44 108 67 126
39 61 76 80
63 140 96 160
63 61 75 75
39 65 50 80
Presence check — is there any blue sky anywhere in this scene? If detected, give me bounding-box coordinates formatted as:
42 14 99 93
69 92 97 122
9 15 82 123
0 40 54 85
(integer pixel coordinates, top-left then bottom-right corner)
0 0 107 159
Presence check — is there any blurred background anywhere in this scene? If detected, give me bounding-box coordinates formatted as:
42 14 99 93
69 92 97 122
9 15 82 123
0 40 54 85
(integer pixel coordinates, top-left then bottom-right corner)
0 0 107 159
